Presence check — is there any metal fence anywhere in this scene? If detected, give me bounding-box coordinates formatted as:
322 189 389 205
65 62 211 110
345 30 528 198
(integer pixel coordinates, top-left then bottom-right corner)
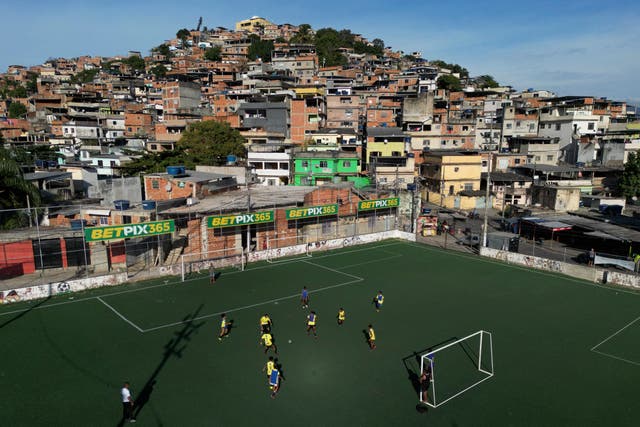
0 200 415 291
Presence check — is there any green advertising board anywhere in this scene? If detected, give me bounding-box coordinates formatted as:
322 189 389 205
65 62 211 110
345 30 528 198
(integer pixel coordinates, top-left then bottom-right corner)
84 220 175 242
357 197 400 211
285 204 338 220
207 210 275 228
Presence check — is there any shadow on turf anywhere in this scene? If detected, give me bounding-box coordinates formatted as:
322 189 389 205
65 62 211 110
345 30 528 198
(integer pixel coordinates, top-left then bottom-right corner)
0 296 51 330
117 304 206 426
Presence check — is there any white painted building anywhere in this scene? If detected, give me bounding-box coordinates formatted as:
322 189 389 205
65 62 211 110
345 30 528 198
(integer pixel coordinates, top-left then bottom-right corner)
247 151 291 186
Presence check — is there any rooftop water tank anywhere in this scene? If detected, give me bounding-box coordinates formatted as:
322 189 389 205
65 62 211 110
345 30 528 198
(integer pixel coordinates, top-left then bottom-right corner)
226 155 237 165
167 166 186 176
142 200 157 211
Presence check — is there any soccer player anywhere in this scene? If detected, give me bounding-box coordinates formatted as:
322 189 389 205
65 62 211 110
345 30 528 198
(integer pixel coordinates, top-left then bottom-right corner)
420 365 432 403
301 286 310 308
373 291 384 312
263 356 275 379
260 313 273 334
261 332 278 354
209 267 216 284
367 324 376 350
337 308 346 325
269 368 281 399
219 313 231 341
306 311 317 337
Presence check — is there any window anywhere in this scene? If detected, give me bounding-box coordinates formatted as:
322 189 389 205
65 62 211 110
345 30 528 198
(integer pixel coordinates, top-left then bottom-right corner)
464 183 473 191
301 161 309 168
482 160 488 167
97 160 103 167
515 158 521 164
449 185 454 195
319 161 328 168
423 140 430 146
152 180 159 189
391 151 401 157
343 161 351 168
110 161 116 167
588 122 595 130
454 167 460 172
555 124 561 131
150 144 157 150
535 156 541 161
462 126 469 131
546 155 553 161
99 217 109 225
506 123 512 129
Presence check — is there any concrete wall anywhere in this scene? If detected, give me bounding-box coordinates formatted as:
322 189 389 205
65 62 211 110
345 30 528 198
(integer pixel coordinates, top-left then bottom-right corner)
478 247 640 289
0 272 128 304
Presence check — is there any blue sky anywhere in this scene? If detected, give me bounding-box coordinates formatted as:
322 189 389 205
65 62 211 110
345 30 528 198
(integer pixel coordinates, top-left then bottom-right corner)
2 0 639 103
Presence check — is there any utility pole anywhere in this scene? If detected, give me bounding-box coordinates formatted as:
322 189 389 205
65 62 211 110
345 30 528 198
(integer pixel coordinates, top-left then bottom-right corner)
482 143 493 248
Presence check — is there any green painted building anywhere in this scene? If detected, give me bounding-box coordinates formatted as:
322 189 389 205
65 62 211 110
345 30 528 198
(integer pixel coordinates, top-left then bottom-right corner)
293 151 368 187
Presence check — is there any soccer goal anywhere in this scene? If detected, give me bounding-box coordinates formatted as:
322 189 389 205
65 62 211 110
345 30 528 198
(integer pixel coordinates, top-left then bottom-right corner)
420 330 494 408
265 236 312 264
180 247 245 282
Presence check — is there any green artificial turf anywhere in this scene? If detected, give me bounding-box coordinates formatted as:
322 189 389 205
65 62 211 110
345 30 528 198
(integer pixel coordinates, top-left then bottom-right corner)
0 240 638 426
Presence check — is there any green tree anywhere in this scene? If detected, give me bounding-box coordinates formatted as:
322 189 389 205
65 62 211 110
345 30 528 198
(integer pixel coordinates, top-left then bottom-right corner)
26 72 38 94
0 148 41 229
8 102 27 118
314 28 347 67
8 85 27 98
70 68 99 84
431 60 469 78
152 43 172 58
122 121 246 175
150 64 168 78
247 35 274 62
124 56 146 72
436 74 462 91
290 24 314 44
204 46 222 61
372 38 385 51
177 121 246 166
620 152 640 198
476 74 499 88
176 28 190 47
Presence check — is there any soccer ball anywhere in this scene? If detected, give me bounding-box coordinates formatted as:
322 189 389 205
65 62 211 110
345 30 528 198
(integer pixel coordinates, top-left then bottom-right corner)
288 339 292 344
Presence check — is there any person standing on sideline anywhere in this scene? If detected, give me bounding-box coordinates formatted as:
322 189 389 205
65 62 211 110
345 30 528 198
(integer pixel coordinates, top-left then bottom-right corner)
306 311 318 337
367 324 376 350
209 267 216 284
301 286 310 308
121 382 136 423
373 291 384 312
589 248 596 267
337 308 346 325
219 313 231 341
260 313 273 334
261 332 278 354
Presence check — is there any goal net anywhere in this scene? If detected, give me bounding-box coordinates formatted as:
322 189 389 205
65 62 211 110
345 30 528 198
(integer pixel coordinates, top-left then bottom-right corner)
180 247 245 282
265 236 312 264
419 330 494 408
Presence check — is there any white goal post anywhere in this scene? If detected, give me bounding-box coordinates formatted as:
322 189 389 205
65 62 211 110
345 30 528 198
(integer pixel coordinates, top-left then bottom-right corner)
420 330 494 408
180 247 245 282
265 236 312 264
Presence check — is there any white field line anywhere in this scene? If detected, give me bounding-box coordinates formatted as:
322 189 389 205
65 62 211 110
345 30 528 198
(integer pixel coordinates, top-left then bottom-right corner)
590 349 640 367
0 242 400 318
97 297 144 333
590 316 640 351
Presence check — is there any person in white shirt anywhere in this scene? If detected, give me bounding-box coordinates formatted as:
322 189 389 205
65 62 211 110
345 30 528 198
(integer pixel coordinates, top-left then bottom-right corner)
121 382 136 423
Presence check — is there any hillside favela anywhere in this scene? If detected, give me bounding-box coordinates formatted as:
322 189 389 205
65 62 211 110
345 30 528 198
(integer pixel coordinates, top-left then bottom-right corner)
1 14 640 426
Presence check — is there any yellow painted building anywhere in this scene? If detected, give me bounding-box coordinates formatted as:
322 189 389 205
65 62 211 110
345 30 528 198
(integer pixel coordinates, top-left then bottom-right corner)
235 16 273 33
420 151 483 209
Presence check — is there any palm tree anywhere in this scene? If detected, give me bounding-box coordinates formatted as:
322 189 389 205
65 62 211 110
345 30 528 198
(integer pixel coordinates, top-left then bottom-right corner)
0 150 41 229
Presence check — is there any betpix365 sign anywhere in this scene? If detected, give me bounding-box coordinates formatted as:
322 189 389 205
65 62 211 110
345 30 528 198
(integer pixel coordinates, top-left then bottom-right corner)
85 220 175 242
285 204 338 220
358 197 400 211
207 210 274 228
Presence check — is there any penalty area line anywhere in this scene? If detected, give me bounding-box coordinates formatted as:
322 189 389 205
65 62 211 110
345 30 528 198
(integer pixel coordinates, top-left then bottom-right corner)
97 297 145 333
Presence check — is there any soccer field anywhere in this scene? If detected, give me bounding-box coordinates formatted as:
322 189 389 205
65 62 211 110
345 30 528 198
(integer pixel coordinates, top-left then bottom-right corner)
0 240 639 426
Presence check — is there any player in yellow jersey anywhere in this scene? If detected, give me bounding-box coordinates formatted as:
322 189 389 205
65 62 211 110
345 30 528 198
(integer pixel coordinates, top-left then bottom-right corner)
367 324 376 350
261 332 278 354
337 308 346 325
263 356 275 378
219 313 231 341
259 313 273 334
306 311 318 337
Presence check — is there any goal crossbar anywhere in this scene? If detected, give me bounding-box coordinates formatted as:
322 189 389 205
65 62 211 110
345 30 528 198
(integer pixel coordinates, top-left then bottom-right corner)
420 330 494 408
